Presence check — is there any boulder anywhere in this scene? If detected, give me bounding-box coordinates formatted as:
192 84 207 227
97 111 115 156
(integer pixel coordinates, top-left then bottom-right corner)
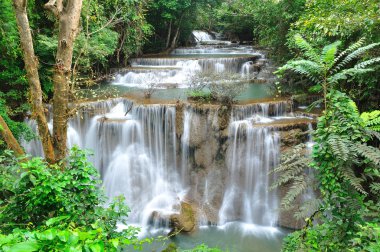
169 201 197 235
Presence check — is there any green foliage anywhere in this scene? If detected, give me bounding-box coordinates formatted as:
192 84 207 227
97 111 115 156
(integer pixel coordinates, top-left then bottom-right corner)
275 34 380 251
276 90 380 251
81 0 152 66
270 144 317 214
0 148 223 251
0 1 30 120
187 90 213 103
361 110 380 132
0 218 144 252
215 0 306 61
284 221 380 252
291 0 380 44
182 244 223 252
0 147 152 250
276 35 380 108
145 0 219 52
349 222 380 252
0 98 34 153
1 147 129 233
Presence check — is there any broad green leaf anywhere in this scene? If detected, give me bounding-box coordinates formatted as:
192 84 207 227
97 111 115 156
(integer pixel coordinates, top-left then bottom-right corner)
7 241 40 252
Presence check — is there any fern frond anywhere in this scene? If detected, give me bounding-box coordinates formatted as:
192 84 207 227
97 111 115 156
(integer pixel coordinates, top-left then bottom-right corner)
294 34 320 63
370 182 380 193
354 57 380 69
281 176 308 210
361 111 380 122
271 160 310 189
277 60 322 83
306 99 323 112
334 42 380 71
328 68 374 84
333 38 365 66
355 143 380 166
361 110 380 132
365 129 380 140
322 41 341 67
341 165 366 194
327 135 351 162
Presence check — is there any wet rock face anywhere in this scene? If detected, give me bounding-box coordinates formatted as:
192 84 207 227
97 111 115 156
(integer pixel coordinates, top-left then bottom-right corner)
194 137 219 168
188 111 209 148
175 102 184 137
279 128 305 149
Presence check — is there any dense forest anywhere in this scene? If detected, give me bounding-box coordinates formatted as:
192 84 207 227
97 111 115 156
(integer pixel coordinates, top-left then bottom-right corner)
0 0 380 251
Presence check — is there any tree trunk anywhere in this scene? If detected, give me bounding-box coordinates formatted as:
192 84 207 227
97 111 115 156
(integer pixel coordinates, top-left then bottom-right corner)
0 115 25 157
116 30 126 64
12 0 55 163
170 15 183 50
170 26 180 50
166 20 172 49
45 0 83 161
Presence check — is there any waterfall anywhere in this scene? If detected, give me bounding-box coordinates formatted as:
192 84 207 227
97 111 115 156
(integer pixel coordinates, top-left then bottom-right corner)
180 107 192 185
22 35 314 235
192 30 214 42
218 103 284 226
219 122 279 226
89 102 183 226
241 61 254 79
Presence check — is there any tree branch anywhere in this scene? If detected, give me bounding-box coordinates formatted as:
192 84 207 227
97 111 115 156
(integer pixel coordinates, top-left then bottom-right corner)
88 7 122 36
44 0 59 16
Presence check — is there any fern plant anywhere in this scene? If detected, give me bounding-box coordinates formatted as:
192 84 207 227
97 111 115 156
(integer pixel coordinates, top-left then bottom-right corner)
270 143 321 220
361 110 380 132
275 34 380 109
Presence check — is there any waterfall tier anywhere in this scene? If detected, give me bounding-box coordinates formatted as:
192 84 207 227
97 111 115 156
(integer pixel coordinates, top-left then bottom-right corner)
22 98 314 230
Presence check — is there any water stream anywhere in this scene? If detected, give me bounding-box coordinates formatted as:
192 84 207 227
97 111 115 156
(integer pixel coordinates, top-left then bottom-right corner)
22 31 316 251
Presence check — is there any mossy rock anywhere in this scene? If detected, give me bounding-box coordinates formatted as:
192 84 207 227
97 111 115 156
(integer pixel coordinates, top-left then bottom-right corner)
169 201 197 236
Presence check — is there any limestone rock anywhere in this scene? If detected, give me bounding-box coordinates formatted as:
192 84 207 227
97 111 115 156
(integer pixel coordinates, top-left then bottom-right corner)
279 128 304 147
169 201 197 235
194 137 219 168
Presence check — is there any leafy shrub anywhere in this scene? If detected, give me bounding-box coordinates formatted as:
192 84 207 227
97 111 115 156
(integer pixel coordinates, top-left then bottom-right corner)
0 147 152 250
0 217 143 252
274 36 380 251
0 147 224 251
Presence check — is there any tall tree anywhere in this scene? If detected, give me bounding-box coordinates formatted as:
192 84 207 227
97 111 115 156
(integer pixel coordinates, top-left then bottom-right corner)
12 0 55 163
44 0 83 161
12 0 83 162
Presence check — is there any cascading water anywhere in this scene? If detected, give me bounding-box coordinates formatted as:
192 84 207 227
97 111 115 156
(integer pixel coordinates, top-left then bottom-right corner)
218 103 285 226
24 99 185 228
241 61 254 79
113 43 263 89
22 32 316 251
219 122 279 226
192 30 214 42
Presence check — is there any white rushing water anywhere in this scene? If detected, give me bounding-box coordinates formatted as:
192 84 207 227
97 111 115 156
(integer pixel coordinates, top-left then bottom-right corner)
192 30 214 42
23 99 185 228
112 38 264 89
218 122 279 226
